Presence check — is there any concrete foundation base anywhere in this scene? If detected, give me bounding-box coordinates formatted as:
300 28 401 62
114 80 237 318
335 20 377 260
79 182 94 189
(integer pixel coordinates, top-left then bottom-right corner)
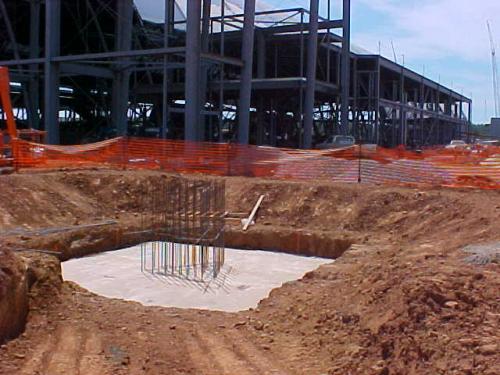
62 245 331 312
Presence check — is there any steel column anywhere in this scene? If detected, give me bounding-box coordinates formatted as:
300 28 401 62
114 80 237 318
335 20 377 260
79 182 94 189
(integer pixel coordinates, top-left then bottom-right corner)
375 58 381 144
237 0 256 145
340 0 351 135
198 0 212 140
420 76 425 146
162 0 173 139
218 0 225 142
111 0 133 136
29 0 41 129
185 0 202 141
256 31 266 145
257 32 266 79
459 100 463 138
303 0 319 149
44 0 61 144
352 58 358 140
467 102 472 142
400 65 405 145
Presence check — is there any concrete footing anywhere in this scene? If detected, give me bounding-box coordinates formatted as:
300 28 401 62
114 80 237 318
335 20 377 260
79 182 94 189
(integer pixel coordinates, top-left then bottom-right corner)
62 245 331 312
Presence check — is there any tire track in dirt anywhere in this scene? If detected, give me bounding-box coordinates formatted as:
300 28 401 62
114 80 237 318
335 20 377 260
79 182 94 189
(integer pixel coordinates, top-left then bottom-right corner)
18 324 110 375
186 329 228 374
78 330 112 375
186 327 288 375
226 329 290 375
188 328 258 375
18 334 54 375
44 325 81 374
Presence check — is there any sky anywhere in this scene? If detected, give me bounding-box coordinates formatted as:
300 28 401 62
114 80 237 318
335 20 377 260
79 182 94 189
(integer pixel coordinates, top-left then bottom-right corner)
136 0 500 124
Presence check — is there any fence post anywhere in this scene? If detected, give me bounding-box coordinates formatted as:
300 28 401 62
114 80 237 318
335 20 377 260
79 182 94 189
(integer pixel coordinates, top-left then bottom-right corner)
121 136 128 170
358 141 362 183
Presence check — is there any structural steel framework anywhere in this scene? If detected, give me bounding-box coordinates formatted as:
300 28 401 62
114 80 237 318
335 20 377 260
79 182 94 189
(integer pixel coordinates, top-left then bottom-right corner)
0 0 471 148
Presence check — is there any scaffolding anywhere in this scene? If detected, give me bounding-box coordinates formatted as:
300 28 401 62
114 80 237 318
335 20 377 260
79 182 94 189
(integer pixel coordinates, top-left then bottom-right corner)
0 0 471 148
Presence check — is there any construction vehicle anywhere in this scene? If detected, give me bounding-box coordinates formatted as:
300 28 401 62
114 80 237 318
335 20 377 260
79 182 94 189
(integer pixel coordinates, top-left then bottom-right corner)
0 66 46 171
316 135 356 150
0 66 18 169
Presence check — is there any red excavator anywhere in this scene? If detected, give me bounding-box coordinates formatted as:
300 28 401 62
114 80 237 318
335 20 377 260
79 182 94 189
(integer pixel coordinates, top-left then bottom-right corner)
0 66 46 170
0 66 18 164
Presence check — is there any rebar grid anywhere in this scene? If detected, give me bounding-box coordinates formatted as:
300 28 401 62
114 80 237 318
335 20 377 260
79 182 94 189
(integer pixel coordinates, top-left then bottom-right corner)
140 176 225 281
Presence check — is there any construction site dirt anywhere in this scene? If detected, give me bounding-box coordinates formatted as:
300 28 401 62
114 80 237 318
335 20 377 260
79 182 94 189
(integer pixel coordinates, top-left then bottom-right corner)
0 170 499 374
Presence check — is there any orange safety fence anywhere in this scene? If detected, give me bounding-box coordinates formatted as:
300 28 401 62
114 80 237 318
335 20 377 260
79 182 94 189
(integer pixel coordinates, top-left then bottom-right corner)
10 137 500 189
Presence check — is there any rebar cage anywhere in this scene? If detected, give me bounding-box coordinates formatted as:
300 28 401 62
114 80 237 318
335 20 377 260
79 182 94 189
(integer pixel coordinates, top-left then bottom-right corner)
140 176 225 281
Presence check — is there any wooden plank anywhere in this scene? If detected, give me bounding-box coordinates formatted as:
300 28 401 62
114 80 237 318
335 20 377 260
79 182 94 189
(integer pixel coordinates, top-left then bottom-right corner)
243 195 265 231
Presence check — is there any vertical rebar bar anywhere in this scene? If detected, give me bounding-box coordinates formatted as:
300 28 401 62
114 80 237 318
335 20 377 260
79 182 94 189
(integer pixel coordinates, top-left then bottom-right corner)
139 176 225 281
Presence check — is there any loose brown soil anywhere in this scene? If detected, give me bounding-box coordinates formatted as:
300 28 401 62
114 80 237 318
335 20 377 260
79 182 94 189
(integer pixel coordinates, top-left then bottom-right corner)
0 249 28 343
0 170 499 374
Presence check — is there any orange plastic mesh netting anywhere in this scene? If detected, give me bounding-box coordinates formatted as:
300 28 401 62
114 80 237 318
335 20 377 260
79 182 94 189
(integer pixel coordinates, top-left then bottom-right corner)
10 137 500 190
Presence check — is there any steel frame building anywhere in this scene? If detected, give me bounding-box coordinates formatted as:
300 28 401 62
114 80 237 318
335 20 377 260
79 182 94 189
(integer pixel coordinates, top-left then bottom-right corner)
0 0 471 148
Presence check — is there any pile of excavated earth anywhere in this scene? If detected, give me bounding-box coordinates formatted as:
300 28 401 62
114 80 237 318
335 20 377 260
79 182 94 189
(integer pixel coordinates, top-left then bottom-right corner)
0 170 499 374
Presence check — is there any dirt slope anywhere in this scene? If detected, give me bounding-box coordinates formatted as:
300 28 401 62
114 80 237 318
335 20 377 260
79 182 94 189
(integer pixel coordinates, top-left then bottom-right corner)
0 249 28 343
0 170 498 374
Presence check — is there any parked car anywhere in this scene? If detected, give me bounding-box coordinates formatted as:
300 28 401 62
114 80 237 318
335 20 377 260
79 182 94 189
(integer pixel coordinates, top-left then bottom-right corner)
316 135 356 149
445 140 467 149
475 139 500 147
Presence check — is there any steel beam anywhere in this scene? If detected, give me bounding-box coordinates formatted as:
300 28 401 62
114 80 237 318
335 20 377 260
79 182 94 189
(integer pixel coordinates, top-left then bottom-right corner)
1 50 250 69
53 47 185 63
303 0 319 149
86 0 109 52
379 99 468 125
185 0 202 141
200 53 243 67
44 0 61 144
137 77 336 95
262 19 342 35
213 20 343 41
60 63 113 78
237 0 256 145
340 0 350 135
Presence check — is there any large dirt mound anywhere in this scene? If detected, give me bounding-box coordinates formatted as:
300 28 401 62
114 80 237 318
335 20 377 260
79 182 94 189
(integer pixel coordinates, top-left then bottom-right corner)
246 244 499 374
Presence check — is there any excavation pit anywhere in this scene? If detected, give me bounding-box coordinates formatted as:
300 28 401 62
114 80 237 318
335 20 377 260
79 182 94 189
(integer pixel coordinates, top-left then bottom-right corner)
61 243 331 312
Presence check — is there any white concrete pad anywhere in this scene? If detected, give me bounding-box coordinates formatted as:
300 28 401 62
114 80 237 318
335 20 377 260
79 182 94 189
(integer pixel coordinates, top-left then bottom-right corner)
62 245 331 312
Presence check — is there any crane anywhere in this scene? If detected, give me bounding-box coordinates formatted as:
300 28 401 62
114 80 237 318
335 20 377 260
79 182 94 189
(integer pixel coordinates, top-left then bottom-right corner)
487 21 500 117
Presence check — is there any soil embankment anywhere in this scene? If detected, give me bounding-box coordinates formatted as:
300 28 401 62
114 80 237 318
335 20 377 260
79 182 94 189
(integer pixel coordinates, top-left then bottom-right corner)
0 170 498 374
0 249 28 344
